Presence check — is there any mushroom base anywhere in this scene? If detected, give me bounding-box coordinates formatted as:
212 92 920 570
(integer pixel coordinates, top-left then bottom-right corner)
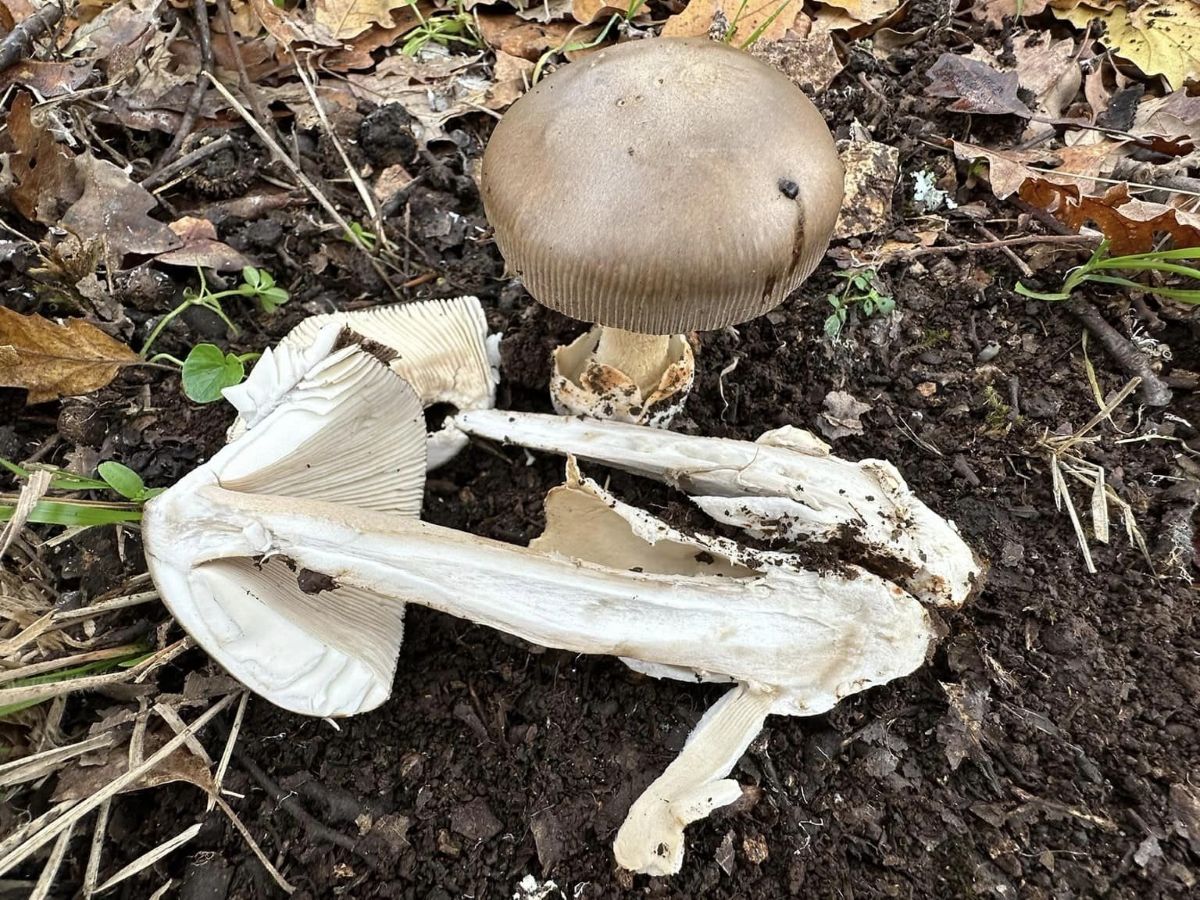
551 326 694 428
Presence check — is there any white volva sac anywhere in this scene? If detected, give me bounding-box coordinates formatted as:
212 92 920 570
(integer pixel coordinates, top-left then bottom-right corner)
143 331 977 877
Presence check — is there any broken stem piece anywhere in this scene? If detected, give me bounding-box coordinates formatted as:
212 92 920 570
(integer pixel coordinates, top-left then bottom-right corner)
614 683 773 875
451 409 982 608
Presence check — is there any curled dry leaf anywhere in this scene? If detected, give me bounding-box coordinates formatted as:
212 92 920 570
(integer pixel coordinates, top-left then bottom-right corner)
156 217 253 271
955 140 1200 252
819 390 873 440
926 53 1033 117
61 156 182 265
1132 91 1200 151
834 138 899 239
1013 35 1081 121
485 49 534 110
1055 0 1200 91
0 307 138 404
661 0 803 41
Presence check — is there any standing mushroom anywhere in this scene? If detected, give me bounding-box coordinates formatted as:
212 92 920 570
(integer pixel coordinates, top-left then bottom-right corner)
481 37 844 425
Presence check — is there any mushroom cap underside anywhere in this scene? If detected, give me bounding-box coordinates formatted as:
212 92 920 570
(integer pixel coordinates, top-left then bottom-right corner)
481 37 845 334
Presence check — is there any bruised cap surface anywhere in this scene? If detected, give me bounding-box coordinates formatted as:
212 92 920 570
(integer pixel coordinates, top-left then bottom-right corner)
481 37 844 335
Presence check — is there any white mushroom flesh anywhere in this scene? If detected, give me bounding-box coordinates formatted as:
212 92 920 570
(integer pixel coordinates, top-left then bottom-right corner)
451 409 981 608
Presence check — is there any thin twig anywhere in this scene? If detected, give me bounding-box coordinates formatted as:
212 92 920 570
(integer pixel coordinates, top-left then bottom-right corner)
290 51 390 251
1065 299 1172 407
0 694 236 876
976 223 1033 278
203 72 404 300
215 0 272 130
141 135 233 191
0 3 63 74
159 0 214 166
234 750 366 857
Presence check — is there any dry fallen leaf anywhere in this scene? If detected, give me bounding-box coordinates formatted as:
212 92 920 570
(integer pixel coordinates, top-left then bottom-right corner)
818 0 899 25
571 0 627 24
955 141 1200 252
819 391 872 440
0 307 138 404
1055 0 1200 91
485 49 534 109
477 13 599 61
1131 90 1200 151
1013 35 1081 121
0 60 95 96
310 0 413 40
53 731 215 801
926 53 1033 117
750 31 843 92
834 138 899 239
661 0 803 42
2 91 82 225
972 0 1050 28
515 0 573 22
156 217 252 271
61 155 182 265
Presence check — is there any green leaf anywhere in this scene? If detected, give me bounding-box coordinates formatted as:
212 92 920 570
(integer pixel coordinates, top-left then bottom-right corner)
258 286 289 313
824 312 843 338
1015 281 1071 301
0 498 143 527
97 461 147 500
876 296 896 314
181 344 246 404
242 266 261 290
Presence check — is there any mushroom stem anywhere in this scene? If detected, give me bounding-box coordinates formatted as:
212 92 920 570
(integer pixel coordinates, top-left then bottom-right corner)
592 327 674 395
154 481 934 712
614 683 774 876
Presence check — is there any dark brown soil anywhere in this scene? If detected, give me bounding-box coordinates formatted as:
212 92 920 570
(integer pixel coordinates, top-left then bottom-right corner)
4 4 1199 898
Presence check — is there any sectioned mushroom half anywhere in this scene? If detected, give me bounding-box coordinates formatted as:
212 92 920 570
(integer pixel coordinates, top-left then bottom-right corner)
143 332 965 874
227 295 499 470
481 37 844 426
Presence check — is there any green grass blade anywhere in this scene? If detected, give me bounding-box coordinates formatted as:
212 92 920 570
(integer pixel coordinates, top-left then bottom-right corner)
0 498 143 527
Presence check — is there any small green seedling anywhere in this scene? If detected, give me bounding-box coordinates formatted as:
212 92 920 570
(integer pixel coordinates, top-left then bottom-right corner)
142 265 289 356
180 344 260 403
143 266 283 402
825 269 896 339
1016 240 1200 304
0 459 161 527
399 0 481 57
345 222 378 251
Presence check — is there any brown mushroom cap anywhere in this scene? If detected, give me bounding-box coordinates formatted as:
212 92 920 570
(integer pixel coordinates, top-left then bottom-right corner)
481 37 845 335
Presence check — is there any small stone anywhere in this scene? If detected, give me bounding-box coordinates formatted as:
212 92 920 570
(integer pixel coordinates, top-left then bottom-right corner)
742 833 769 865
977 341 1001 363
437 828 462 858
916 381 938 398
451 797 503 842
